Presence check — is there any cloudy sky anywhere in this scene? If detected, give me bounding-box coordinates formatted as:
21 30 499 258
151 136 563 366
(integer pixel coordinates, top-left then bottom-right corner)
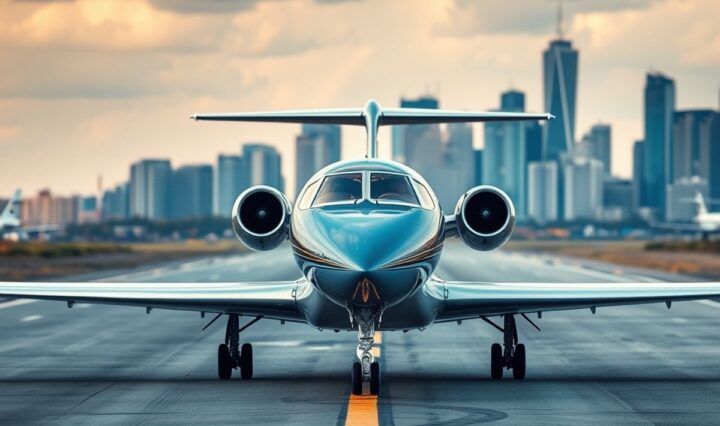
0 0 718 198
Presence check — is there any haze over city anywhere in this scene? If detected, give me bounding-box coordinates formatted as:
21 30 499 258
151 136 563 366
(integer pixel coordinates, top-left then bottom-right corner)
1 0 718 198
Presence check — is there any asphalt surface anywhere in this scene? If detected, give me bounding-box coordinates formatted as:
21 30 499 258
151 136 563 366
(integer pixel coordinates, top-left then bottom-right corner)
2 242 720 425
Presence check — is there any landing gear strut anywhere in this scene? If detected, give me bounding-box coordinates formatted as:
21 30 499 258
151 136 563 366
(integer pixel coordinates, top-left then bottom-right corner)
218 314 257 380
490 314 526 380
351 309 381 395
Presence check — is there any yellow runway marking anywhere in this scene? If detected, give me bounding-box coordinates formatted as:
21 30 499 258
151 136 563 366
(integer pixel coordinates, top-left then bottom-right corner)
343 331 381 426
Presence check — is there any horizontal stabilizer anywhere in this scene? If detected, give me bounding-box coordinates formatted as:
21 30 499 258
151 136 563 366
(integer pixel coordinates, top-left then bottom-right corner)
191 99 553 158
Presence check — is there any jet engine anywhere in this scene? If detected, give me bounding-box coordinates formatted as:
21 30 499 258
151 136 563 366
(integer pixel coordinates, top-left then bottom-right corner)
231 185 291 251
453 185 515 251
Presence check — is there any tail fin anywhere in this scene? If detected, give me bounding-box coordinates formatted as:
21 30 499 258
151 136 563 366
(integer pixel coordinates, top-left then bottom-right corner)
694 192 708 216
1 189 21 225
192 99 553 159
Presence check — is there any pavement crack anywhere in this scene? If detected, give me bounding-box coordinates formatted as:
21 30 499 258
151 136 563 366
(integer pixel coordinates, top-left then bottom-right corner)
67 382 117 413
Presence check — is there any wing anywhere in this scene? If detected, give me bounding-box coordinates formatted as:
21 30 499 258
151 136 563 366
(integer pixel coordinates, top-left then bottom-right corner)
380 108 553 125
191 109 365 126
0 280 304 321
433 276 720 321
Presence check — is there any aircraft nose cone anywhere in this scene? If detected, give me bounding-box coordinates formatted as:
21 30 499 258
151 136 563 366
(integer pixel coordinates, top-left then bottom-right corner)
308 208 431 272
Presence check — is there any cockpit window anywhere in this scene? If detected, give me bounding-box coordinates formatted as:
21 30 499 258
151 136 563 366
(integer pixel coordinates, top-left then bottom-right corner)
297 179 320 210
370 173 419 205
412 179 435 210
313 173 363 205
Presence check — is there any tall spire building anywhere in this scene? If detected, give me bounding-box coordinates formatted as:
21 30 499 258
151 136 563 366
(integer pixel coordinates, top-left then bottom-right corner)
542 2 578 220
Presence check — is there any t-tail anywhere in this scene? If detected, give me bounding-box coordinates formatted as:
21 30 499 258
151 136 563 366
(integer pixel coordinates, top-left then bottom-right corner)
191 99 553 159
1 189 21 227
694 192 708 216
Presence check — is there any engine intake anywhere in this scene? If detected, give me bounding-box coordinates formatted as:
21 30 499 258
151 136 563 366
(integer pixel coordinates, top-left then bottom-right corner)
231 186 291 251
454 185 515 251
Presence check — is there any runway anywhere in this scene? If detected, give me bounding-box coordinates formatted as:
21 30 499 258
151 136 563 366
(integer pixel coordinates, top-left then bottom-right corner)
2 242 720 425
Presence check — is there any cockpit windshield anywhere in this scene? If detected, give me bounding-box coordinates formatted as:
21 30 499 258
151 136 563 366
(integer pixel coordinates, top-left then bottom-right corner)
313 173 363 205
370 173 419 205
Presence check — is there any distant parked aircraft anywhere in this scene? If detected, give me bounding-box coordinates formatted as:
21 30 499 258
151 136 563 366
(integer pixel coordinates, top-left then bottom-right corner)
652 192 720 240
0 190 59 239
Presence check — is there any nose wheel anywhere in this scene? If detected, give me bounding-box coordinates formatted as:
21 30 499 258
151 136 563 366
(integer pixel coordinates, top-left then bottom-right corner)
217 314 258 380
350 309 381 395
489 314 526 380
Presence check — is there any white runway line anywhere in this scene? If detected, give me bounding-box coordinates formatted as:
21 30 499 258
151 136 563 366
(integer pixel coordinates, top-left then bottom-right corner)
20 315 42 322
0 299 36 310
695 300 720 309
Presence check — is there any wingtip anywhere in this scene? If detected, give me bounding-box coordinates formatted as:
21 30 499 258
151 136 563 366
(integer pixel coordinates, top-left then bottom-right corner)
189 114 197 120
547 113 556 120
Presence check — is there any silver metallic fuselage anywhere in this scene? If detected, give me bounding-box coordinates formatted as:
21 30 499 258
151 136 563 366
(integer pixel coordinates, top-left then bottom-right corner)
290 159 445 331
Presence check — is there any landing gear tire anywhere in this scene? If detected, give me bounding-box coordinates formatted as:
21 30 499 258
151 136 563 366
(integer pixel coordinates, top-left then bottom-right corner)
512 343 526 380
218 344 233 380
490 343 503 380
240 343 253 380
369 361 380 395
351 362 363 395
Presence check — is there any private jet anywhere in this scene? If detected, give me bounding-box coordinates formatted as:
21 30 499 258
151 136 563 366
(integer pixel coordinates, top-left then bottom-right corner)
653 192 720 240
0 190 59 240
4 100 720 395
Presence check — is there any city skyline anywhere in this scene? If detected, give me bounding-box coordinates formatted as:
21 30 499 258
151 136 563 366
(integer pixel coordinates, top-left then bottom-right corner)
0 0 718 198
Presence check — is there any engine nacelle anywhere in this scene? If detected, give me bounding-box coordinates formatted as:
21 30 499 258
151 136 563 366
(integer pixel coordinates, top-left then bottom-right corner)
231 185 291 251
454 185 515 251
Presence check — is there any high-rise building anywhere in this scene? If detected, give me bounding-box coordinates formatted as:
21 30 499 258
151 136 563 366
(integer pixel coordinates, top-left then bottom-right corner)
632 140 645 211
243 144 284 191
474 149 483 186
129 159 172 220
564 156 604 221
484 89 528 220
76 196 99 224
442 122 475 209
171 165 213 220
642 72 675 218
296 124 341 197
673 110 720 200
214 154 247 217
391 96 439 163
666 176 708 222
542 15 579 221
603 178 634 222
527 161 558 224
581 124 612 176
102 183 129 221
542 41 578 163
21 189 77 227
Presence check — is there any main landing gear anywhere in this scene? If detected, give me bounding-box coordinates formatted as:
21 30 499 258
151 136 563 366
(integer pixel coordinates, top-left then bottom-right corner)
351 309 381 395
218 314 259 380
490 314 526 380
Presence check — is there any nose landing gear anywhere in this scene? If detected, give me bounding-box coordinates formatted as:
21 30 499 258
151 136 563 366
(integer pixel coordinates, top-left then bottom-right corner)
351 309 381 395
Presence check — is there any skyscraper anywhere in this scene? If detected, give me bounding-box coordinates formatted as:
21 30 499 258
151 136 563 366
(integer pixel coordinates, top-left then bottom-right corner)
642 72 675 218
698 111 720 201
542 41 578 162
564 156 604 221
673 110 719 181
581 124 612 176
527 161 558 224
296 124 341 197
129 159 172 220
171 165 213 220
102 183 129 221
214 154 247 217
484 89 528 219
632 140 645 211
243 144 284 191
542 11 579 221
666 176 708 222
391 96 439 164
474 149 483 186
